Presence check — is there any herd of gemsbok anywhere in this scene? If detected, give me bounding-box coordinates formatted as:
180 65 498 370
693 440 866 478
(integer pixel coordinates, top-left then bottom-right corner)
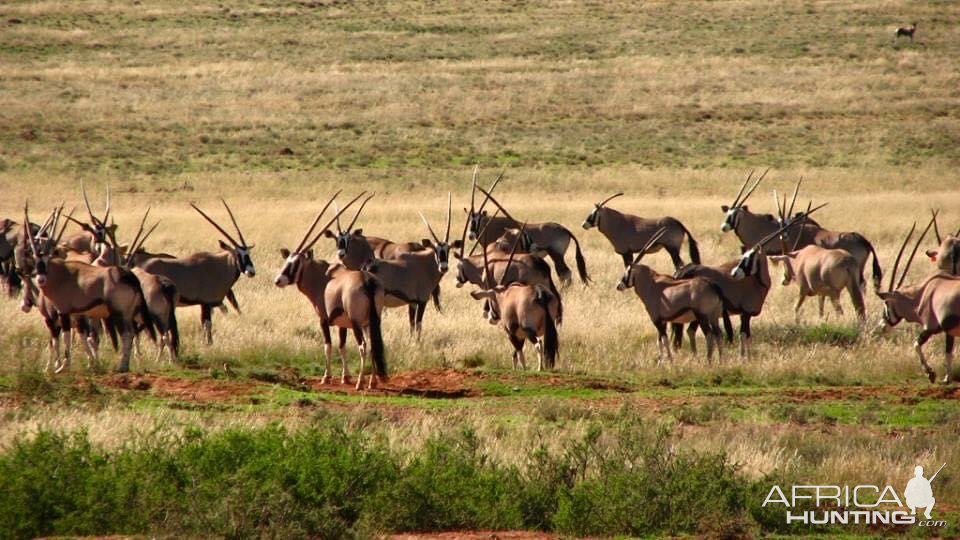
2 169 958 387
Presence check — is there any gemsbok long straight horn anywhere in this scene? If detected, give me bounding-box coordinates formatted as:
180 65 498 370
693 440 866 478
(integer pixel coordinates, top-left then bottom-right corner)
877 213 960 383
925 210 960 276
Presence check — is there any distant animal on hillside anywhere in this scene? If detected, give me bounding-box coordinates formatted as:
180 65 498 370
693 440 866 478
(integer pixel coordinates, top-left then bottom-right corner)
895 22 917 40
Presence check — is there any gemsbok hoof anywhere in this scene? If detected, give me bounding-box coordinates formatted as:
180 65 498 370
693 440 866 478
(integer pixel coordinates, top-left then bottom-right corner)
53 361 69 374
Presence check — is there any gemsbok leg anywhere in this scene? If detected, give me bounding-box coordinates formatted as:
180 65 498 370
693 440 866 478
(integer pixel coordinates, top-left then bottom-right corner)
508 333 526 370
945 335 955 384
201 304 214 345
338 327 352 384
915 330 937 383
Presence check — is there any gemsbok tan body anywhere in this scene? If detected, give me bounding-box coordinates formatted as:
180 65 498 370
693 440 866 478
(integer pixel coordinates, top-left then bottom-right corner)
617 229 724 362
878 216 960 383
771 245 866 323
721 173 882 290
469 230 560 371
583 193 701 269
463 171 588 285
274 192 387 389
19 205 155 373
139 200 254 345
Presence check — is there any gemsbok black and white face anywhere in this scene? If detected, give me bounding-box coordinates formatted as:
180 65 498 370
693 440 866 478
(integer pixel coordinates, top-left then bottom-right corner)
582 192 623 230
720 169 767 233
419 193 461 274
730 248 760 280
191 199 257 278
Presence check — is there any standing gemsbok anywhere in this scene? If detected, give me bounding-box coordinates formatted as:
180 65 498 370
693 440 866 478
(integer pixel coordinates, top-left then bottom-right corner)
583 192 701 270
925 213 960 276
20 204 155 373
139 199 254 345
469 224 560 371
274 192 386 389
877 215 960 383
720 172 882 291
464 171 588 286
617 228 724 362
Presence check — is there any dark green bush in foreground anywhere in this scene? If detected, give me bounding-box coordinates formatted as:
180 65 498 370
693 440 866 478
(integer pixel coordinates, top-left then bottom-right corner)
0 419 753 539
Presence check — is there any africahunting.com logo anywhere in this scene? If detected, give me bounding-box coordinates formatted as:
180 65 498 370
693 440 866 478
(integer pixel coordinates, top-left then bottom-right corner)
763 463 947 527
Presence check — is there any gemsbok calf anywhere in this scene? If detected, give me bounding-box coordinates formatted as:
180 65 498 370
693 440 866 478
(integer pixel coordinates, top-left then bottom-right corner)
469 227 560 371
583 192 701 270
20 204 155 373
877 215 960 383
274 192 387 389
617 228 724 362
139 199 254 345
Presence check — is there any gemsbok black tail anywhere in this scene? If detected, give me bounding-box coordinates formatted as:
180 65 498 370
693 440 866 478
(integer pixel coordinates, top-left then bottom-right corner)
567 229 590 284
535 287 559 369
678 222 701 265
363 277 387 377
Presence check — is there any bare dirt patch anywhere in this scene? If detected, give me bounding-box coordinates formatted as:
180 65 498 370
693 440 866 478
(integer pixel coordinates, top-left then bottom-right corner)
100 373 256 402
780 385 960 403
304 368 479 398
389 532 555 540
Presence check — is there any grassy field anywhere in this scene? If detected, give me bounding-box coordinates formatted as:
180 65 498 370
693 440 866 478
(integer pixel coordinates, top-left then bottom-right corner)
2 0 960 537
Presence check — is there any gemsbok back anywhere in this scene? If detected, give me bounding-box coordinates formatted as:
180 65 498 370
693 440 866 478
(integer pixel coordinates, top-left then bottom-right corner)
274 192 387 389
877 215 960 383
617 228 724 362
583 192 701 269
139 199 255 345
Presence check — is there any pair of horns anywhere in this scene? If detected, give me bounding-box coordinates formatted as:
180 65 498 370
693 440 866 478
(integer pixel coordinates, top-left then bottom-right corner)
294 191 367 254
889 211 938 292
191 198 250 249
81 179 111 229
630 227 669 266
120 207 162 268
419 193 452 245
460 167 506 253
729 168 769 209
334 192 376 235
773 177 804 224
929 209 959 244
757 201 826 253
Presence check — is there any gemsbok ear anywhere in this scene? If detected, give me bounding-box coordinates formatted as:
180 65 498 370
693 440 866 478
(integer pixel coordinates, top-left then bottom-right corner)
451 240 464 249
721 205 730 212
469 290 495 301
741 205 749 211
280 248 291 258
322 230 336 238
452 251 463 260
305 249 313 259
353 228 363 236
421 239 433 248
926 250 938 262
218 239 232 250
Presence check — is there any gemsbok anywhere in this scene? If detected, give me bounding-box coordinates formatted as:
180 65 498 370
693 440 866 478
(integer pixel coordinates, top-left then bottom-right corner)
896 22 917 40
464 174 588 286
721 172 882 291
925 212 959 276
583 192 701 269
469 225 560 371
770 245 866 323
877 215 960 383
60 180 115 256
20 204 155 373
96 212 180 363
617 228 724 362
139 199 254 345
274 192 387 389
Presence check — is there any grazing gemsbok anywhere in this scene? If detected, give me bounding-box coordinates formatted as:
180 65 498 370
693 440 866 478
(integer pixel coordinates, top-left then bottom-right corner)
96 212 180 364
618 228 724 362
770 244 866 324
20 204 155 373
877 215 960 383
465 177 589 286
469 225 560 371
896 22 917 40
274 192 386 389
583 192 701 269
139 199 255 345
721 173 882 291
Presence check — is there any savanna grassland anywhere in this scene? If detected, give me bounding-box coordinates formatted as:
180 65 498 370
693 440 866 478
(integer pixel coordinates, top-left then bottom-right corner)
2 1 960 537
